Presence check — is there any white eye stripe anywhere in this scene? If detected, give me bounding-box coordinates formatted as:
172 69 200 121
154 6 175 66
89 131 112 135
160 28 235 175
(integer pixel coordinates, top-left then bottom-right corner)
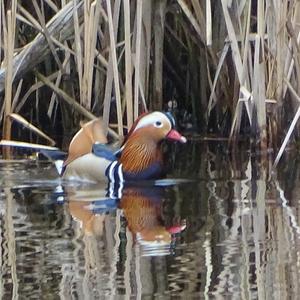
134 112 170 131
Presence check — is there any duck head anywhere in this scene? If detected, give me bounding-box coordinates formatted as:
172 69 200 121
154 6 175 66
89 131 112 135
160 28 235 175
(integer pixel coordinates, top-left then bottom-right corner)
124 111 187 144
119 111 186 180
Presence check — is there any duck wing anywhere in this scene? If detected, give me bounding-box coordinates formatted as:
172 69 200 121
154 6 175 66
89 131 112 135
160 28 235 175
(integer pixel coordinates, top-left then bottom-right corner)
92 143 117 161
64 119 108 166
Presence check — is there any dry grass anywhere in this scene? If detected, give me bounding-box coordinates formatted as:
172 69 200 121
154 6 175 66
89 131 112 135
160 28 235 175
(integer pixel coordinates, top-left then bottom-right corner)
0 0 299 162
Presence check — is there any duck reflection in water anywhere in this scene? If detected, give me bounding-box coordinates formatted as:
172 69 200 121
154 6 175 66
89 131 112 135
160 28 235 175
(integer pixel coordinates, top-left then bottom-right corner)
65 181 186 255
120 185 186 256
66 182 118 236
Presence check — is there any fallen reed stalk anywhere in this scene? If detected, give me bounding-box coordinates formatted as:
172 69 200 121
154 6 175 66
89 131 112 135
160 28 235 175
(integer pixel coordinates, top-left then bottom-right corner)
0 140 59 151
47 49 71 118
35 71 119 140
176 0 203 41
15 72 59 113
32 0 63 71
0 1 84 93
9 113 56 145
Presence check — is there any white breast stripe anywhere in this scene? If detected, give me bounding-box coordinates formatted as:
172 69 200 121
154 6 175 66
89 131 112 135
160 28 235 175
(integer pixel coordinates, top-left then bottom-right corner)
117 164 124 197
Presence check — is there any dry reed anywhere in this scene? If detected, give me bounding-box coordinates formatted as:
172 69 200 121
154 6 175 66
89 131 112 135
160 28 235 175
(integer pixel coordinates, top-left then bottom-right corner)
0 0 300 164
3 1 17 149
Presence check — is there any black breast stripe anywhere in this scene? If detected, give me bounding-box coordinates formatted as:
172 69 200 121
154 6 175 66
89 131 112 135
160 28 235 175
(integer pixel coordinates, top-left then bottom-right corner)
105 161 124 183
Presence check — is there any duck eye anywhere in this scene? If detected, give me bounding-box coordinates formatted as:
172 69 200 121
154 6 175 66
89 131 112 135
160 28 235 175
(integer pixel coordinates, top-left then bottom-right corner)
154 121 163 128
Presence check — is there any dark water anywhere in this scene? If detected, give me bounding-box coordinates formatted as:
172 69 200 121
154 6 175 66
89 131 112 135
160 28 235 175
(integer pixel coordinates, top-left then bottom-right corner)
1 141 300 299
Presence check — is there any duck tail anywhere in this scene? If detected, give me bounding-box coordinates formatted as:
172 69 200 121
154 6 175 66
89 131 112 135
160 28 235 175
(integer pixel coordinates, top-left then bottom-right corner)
39 149 67 175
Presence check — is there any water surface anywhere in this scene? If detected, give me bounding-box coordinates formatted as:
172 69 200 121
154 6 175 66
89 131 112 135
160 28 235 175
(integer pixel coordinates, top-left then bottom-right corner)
1 142 300 299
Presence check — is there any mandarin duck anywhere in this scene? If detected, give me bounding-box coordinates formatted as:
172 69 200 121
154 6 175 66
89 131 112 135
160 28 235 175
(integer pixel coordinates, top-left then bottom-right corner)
62 112 186 182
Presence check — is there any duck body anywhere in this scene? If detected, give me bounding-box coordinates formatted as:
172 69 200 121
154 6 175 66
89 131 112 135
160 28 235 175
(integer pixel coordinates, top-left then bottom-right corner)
62 152 112 182
62 111 186 183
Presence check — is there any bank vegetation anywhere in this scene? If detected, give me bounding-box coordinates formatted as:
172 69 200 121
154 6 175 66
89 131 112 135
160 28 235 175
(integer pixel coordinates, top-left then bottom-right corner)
0 0 300 163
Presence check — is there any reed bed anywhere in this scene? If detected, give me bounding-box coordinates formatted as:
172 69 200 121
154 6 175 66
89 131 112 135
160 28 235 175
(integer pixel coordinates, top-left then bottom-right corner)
0 0 299 159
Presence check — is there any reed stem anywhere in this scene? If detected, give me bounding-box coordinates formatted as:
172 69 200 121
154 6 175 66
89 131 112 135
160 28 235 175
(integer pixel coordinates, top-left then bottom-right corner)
3 8 15 155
